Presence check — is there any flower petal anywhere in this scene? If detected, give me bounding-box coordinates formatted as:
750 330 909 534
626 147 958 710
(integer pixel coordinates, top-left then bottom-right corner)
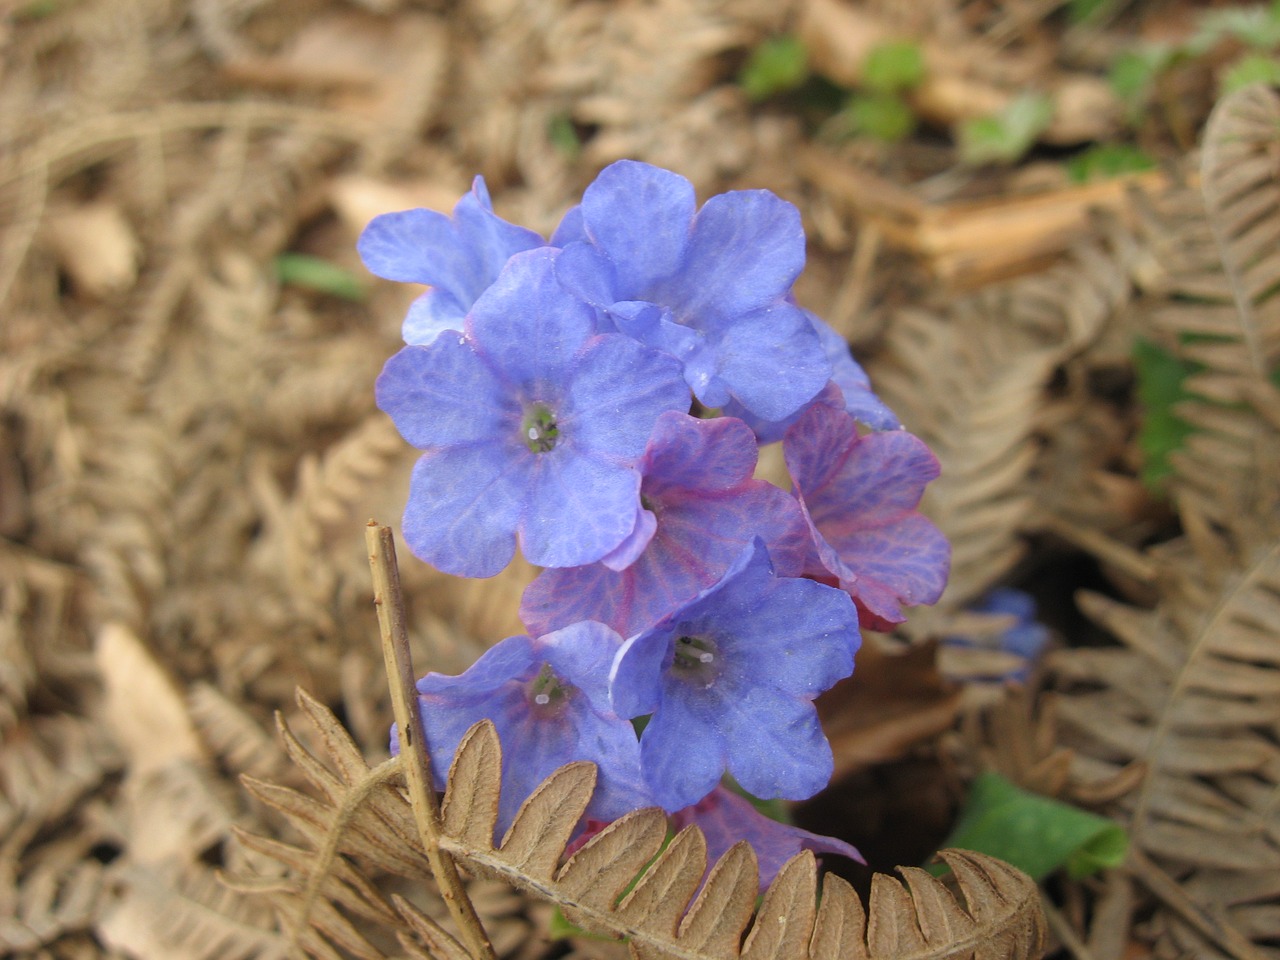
716 303 829 421
376 339 517 449
519 453 641 568
654 189 804 324
468 249 597 390
721 687 833 801
402 444 529 577
639 688 729 811
580 160 697 295
558 334 688 459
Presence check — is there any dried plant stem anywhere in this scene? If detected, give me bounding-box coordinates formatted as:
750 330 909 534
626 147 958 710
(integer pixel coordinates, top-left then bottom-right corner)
365 521 496 960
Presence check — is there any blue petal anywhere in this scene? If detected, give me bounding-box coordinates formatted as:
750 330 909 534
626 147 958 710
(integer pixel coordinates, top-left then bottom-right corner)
716 303 829 421
721 687 833 801
558 334 688 459
555 241 619 309
598 505 657 572
520 453 641 568
357 177 543 310
550 204 586 247
401 289 469 345
376 339 518 449
468 249 597 391
402 444 530 577
580 160 696 295
653 189 804 325
638 687 728 811
609 629 670 719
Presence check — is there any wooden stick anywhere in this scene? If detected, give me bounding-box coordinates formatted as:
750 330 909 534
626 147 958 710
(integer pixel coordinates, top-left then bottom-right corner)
365 521 496 960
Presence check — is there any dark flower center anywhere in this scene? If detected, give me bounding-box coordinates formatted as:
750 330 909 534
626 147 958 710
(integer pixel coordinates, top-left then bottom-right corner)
672 635 720 685
522 404 559 453
527 662 572 713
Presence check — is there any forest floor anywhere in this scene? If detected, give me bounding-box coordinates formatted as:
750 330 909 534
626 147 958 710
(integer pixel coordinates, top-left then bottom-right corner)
2 0 1279 958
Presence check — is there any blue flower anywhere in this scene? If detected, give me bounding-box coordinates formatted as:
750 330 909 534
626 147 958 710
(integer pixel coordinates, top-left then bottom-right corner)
554 161 830 422
408 622 650 837
520 412 810 639
784 402 949 630
723 309 900 443
942 588 1049 683
376 247 689 577
358 176 545 345
610 539 860 812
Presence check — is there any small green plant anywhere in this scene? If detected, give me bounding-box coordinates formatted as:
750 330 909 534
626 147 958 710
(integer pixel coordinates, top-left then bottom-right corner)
957 93 1054 165
1133 337 1198 493
275 253 367 301
1064 143 1156 183
837 39 925 143
739 34 809 101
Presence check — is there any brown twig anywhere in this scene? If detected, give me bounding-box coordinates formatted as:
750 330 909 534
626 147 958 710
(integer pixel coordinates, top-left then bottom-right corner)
365 521 497 960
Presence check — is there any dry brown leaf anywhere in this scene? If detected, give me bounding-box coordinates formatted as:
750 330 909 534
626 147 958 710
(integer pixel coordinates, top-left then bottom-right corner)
43 201 140 298
818 639 961 781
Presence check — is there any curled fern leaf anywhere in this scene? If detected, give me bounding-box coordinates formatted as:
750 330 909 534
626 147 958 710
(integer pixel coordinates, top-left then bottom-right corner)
234 695 1047 959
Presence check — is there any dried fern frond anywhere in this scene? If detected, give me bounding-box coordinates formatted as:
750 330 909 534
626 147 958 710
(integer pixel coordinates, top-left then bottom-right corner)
97 861 288 960
1050 526 1280 959
1134 85 1280 537
235 693 1047 960
872 244 1129 618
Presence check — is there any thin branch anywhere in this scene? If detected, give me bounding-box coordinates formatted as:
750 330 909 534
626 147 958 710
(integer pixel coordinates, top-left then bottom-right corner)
365 521 496 960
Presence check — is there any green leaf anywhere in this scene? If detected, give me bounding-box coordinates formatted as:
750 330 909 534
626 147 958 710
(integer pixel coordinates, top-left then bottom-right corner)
740 35 809 101
275 253 367 301
957 92 1053 165
1109 46 1173 106
845 92 917 142
1066 0 1110 24
935 772 1128 882
862 40 925 95
547 113 581 158
1220 53 1280 95
1064 143 1156 183
1133 336 1198 492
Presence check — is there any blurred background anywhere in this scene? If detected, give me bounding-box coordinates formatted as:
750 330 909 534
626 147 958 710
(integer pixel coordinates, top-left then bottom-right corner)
2 0 1279 957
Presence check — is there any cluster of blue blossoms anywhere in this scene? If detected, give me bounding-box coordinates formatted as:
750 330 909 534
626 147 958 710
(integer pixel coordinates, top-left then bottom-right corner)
363 161 950 883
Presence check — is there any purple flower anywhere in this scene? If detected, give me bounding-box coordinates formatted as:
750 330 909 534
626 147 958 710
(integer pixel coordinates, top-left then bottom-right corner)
784 403 949 630
554 161 830 422
724 309 900 443
671 786 863 890
519 412 810 638
408 622 649 837
358 176 545 345
610 540 859 812
376 248 689 577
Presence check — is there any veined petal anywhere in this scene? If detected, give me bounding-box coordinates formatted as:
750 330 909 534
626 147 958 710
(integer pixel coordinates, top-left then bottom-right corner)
716 303 829 421
558 334 688 459
402 444 529 577
599 505 657 572
609 629 670 719
721 687 832 801
467 249 597 390
580 160 697 295
520 453 641 568
641 413 757 493
639 689 729 811
654 189 805 324
376 339 518 449
827 514 950 622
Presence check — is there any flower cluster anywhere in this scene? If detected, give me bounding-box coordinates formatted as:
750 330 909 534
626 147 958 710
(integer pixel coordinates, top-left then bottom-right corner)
365 160 950 885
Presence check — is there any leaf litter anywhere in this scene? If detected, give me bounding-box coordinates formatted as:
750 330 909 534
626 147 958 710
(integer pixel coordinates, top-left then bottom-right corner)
1 0 1278 958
